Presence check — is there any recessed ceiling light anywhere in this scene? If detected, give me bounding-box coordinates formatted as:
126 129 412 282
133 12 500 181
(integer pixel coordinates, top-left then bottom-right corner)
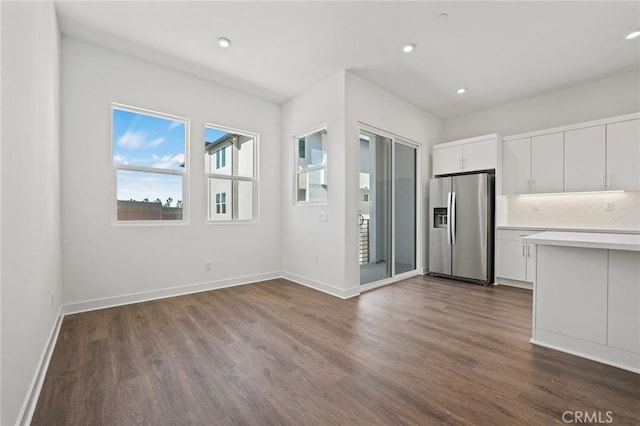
626 30 640 40
218 37 231 48
437 13 449 21
457 87 467 94
402 43 416 53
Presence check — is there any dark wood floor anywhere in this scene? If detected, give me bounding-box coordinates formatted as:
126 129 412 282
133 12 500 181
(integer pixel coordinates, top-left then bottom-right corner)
33 276 639 425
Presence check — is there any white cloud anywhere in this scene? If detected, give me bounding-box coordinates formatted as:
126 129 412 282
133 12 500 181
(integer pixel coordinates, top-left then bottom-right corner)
113 155 129 165
117 130 146 149
168 121 181 131
146 137 165 148
152 153 185 169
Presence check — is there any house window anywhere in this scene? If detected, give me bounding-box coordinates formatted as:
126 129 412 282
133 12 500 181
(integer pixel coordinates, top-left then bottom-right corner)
215 147 226 169
112 104 188 222
205 125 257 221
296 126 327 203
215 192 227 214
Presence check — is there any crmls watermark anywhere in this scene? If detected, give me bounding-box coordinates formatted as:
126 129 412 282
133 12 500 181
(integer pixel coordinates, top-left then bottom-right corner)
562 411 613 424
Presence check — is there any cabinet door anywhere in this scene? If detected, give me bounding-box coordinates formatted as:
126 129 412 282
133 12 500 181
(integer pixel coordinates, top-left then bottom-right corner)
606 119 640 191
531 132 563 193
462 139 496 172
496 240 527 281
608 250 640 353
564 126 606 192
433 145 461 176
536 246 607 344
502 138 531 195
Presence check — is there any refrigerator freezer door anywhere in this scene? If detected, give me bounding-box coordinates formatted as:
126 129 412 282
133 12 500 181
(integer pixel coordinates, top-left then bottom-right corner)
429 177 452 275
452 174 490 282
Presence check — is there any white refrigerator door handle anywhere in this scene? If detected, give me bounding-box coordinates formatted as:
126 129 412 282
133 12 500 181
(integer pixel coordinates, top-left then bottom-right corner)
447 192 452 245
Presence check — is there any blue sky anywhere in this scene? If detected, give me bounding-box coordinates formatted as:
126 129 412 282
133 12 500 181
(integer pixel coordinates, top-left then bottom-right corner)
113 108 186 169
205 126 229 143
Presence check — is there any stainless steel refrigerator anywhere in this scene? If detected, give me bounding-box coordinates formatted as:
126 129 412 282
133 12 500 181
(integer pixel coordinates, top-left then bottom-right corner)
429 173 494 284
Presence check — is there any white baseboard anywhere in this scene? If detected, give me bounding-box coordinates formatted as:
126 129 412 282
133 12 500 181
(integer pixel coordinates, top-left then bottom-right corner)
281 271 359 299
531 332 640 374
63 272 281 315
496 277 533 290
18 306 64 426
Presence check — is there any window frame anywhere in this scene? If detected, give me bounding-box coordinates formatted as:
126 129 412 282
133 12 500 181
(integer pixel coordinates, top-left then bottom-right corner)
110 102 190 226
204 122 259 224
294 124 328 205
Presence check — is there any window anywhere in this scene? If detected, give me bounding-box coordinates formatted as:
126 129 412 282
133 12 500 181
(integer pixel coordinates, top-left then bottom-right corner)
112 104 188 222
215 192 227 214
205 125 257 221
296 126 327 203
215 147 226 169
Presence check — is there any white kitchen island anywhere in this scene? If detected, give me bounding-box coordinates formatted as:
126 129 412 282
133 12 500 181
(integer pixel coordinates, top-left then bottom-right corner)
522 232 640 373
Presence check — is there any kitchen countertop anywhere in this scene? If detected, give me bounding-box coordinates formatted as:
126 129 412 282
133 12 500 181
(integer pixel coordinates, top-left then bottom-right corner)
522 231 640 251
497 225 640 234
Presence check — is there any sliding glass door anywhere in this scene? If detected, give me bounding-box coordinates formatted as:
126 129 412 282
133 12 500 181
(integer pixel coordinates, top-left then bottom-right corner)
359 128 417 285
394 143 416 275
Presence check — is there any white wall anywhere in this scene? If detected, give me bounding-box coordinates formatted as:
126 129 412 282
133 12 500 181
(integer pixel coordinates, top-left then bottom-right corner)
443 71 640 141
281 71 349 296
345 72 443 288
1 2 62 425
61 38 282 310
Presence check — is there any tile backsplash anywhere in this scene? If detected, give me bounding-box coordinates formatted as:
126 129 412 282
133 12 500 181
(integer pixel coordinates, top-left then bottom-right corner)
506 191 640 230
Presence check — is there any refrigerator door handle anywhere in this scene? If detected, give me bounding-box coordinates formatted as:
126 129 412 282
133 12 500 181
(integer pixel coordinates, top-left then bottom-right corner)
451 192 457 245
446 192 452 245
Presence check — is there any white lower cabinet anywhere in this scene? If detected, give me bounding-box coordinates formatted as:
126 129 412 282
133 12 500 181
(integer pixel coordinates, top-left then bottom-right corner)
532 244 640 372
607 250 640 353
496 230 536 284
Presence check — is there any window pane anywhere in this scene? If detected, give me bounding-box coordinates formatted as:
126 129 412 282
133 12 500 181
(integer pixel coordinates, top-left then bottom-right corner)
117 170 183 221
298 129 327 170
297 169 327 203
235 180 253 220
236 136 254 178
207 178 253 221
113 108 186 170
208 178 232 220
205 127 255 177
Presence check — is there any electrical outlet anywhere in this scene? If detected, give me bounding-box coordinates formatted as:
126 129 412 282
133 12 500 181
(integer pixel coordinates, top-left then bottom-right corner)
313 254 319 263
605 201 614 211
319 212 328 222
205 261 212 271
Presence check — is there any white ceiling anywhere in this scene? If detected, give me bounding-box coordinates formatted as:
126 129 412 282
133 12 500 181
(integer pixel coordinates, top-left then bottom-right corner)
55 1 640 119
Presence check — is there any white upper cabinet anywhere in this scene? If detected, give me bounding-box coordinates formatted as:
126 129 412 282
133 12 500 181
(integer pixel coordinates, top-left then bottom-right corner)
564 125 606 192
433 135 498 176
502 137 531 195
531 132 564 193
433 145 462 176
463 139 497 172
606 119 640 191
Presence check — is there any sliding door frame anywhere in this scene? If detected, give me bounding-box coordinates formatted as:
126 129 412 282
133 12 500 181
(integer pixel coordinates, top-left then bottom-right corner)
358 123 423 292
